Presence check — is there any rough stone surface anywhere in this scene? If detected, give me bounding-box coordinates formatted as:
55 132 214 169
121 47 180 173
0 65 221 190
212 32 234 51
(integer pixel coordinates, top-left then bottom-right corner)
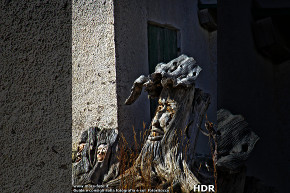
72 0 118 151
0 1 71 192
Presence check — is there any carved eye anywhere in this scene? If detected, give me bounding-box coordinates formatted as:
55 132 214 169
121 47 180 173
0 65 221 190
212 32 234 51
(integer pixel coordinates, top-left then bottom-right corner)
78 143 85 152
166 106 175 114
157 105 164 111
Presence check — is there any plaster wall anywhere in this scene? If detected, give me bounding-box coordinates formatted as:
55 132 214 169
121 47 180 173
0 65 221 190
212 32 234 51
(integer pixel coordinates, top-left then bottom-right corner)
72 0 118 150
0 1 71 192
114 0 217 151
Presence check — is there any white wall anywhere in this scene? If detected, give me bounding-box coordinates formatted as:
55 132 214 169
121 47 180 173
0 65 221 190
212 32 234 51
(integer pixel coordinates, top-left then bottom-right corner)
72 0 118 150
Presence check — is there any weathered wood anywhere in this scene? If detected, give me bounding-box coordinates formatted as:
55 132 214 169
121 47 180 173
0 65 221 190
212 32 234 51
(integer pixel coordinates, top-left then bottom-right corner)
106 55 260 192
72 55 261 193
107 55 209 192
72 127 119 185
197 109 260 193
216 109 259 172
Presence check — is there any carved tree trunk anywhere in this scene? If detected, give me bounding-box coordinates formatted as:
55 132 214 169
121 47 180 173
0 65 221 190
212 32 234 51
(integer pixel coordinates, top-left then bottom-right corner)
106 55 211 192
72 55 260 193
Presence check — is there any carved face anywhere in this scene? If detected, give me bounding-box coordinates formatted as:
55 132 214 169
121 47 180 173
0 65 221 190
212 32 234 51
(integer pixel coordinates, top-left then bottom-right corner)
78 143 86 152
149 98 177 141
97 144 108 162
75 143 86 162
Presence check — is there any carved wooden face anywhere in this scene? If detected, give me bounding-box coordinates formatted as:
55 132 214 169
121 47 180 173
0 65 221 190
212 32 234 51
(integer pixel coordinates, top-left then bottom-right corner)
97 144 108 162
75 143 86 162
149 98 177 141
78 143 86 152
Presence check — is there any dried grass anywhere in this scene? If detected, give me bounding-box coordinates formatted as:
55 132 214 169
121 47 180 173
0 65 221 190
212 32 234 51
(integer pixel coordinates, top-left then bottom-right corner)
116 117 217 193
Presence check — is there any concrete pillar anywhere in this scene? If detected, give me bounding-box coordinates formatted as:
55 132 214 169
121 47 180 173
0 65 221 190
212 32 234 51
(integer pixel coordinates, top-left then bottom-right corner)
72 0 118 151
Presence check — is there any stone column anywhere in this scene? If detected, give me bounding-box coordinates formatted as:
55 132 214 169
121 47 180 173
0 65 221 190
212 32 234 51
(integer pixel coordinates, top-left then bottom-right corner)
72 0 118 151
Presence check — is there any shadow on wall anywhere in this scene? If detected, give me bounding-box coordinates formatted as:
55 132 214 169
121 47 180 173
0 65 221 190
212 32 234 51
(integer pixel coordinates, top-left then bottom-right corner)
218 1 290 192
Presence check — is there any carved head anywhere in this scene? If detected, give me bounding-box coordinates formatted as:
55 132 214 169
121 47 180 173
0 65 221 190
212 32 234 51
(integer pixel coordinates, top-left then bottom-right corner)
97 144 109 162
125 55 201 142
149 98 177 141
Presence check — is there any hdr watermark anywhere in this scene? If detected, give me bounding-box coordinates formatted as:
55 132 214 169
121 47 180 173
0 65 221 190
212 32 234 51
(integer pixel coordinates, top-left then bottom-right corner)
193 185 215 192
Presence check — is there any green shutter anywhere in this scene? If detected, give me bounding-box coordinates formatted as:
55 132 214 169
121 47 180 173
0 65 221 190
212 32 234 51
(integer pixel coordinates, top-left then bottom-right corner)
163 28 178 63
147 23 178 119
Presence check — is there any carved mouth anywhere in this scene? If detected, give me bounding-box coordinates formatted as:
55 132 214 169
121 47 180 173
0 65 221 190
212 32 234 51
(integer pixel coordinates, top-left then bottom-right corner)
97 153 106 162
149 127 164 141
97 144 108 162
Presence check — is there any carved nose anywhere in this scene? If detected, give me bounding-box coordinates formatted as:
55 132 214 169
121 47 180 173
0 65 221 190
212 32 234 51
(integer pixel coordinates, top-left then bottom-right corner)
153 121 161 128
155 107 166 121
159 112 171 128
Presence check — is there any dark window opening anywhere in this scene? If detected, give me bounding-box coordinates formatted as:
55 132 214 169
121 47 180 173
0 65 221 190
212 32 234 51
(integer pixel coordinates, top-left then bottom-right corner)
147 22 180 119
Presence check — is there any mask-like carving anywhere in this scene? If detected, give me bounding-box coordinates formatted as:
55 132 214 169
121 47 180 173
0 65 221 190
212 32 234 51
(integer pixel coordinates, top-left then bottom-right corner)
149 99 177 141
72 128 119 186
125 55 202 145
97 144 108 162
75 143 86 162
